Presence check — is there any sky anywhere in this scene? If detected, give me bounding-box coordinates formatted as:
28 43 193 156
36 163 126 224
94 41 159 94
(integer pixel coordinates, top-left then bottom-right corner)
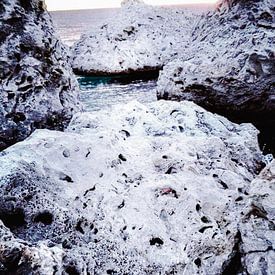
45 0 217 11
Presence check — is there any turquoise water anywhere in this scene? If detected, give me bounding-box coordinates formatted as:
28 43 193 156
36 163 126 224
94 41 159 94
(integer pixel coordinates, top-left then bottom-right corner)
78 76 157 112
78 75 130 89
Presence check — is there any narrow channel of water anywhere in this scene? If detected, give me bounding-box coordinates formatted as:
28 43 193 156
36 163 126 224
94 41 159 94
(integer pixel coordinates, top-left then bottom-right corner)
78 76 157 112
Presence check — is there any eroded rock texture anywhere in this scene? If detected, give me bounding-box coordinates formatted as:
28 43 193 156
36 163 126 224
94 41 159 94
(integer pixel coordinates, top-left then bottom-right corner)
0 0 81 151
157 0 275 124
1 100 271 274
237 160 275 275
71 0 196 76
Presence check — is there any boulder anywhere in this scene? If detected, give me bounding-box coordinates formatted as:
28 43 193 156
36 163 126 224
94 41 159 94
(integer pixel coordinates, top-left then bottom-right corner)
0 0 82 151
71 2 196 76
157 0 275 124
0 100 268 274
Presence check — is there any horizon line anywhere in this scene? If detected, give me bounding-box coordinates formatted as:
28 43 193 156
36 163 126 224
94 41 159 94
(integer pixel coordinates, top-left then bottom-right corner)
48 2 215 12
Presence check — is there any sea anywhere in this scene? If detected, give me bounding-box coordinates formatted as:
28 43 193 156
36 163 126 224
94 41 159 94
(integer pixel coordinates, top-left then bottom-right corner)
50 5 213 112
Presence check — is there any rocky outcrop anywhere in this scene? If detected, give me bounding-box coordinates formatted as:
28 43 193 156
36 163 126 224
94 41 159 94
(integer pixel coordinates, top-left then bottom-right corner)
0 0 82 151
0 100 270 274
71 1 196 76
238 160 275 274
157 0 275 124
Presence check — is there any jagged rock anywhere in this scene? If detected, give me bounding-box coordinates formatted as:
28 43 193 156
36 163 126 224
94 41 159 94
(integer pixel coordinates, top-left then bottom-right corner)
0 100 268 274
0 0 82 151
236 160 275 274
157 0 275 124
71 2 196 76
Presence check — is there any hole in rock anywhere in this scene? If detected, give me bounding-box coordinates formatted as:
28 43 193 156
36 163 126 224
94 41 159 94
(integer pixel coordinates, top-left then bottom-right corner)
199 226 213 233
33 211 53 225
0 207 26 230
5 112 26 123
118 154 127 162
196 204 201 212
178 125 184 132
60 174 74 183
75 220 84 234
64 265 80 275
218 180 229 190
201 216 211 223
118 200 125 209
165 167 177 174
119 130 130 137
235 196 243 202
150 237 164 246
194 258 201 268
62 239 73 249
107 269 117 274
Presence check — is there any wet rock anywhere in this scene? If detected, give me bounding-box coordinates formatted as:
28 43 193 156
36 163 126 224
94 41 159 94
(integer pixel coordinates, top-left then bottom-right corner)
0 0 82 150
157 0 275 126
0 100 268 274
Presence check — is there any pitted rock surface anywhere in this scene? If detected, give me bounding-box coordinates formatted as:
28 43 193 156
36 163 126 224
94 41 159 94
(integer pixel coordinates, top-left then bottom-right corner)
157 0 275 124
0 100 271 274
71 1 196 76
0 0 81 150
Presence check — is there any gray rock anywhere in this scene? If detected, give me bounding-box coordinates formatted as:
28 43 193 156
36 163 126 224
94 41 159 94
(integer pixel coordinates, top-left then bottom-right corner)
0 100 269 274
0 0 82 151
238 160 275 274
71 1 196 76
157 0 275 124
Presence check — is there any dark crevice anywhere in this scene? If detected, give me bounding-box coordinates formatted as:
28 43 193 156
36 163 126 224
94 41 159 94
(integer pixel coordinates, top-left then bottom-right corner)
83 186 96 197
75 67 161 81
247 246 273 254
221 231 245 275
256 121 275 156
33 211 53 225
75 220 84 234
0 208 26 230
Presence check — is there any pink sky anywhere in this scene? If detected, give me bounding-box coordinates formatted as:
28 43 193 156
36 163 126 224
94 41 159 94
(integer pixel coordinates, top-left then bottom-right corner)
45 0 217 11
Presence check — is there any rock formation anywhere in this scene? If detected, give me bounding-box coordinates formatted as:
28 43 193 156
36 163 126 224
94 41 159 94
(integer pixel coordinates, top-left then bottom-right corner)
0 0 274 274
1 100 271 274
0 0 81 151
237 160 275 274
71 1 196 76
157 0 275 124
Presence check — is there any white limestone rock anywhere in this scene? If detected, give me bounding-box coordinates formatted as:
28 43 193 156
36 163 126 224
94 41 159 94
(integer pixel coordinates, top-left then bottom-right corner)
0 100 267 274
157 0 275 123
71 2 197 75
